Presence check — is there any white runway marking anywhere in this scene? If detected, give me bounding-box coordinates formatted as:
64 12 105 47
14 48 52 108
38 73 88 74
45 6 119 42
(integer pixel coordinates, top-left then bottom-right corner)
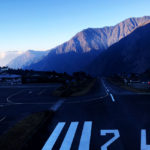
38 89 46 95
60 122 79 150
141 129 150 150
110 93 115 102
0 116 6 122
101 130 120 150
42 122 65 150
7 90 25 104
101 79 116 102
78 121 92 150
42 121 92 150
50 99 64 112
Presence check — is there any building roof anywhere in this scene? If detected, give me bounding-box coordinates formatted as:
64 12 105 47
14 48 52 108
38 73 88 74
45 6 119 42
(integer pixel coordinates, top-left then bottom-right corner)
0 74 21 78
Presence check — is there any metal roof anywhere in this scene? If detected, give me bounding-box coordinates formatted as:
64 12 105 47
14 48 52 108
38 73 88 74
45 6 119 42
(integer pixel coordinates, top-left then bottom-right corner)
0 74 21 78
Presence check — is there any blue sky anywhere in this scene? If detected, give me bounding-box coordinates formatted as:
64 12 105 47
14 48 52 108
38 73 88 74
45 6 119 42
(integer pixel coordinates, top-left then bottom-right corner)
0 0 150 52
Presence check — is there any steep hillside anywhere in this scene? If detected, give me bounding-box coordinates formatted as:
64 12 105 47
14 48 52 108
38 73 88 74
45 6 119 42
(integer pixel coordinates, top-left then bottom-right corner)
0 51 23 67
8 50 49 69
86 23 150 76
22 16 150 72
52 16 150 54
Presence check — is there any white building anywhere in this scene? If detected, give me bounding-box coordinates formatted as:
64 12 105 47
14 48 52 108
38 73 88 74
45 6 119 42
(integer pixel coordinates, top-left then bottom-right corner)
0 66 9 72
0 74 22 85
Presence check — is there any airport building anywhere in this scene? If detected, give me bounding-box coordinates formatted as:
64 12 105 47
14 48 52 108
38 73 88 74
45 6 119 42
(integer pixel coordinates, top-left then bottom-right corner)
0 74 22 85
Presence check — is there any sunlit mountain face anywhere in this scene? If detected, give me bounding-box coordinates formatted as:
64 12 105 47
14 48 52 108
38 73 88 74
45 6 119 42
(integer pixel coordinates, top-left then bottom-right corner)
0 51 24 67
7 50 49 69
2 16 150 74
86 22 150 76
20 16 150 73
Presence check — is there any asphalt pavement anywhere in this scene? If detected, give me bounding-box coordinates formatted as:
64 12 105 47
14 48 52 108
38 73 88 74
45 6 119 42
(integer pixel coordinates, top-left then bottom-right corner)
40 79 150 150
1 81 150 150
0 84 61 136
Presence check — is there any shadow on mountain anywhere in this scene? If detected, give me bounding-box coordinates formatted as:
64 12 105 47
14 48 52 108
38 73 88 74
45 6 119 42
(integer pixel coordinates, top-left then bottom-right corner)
86 23 150 76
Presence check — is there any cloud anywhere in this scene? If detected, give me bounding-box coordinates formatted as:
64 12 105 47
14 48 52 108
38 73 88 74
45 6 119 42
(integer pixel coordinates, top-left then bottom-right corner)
0 52 6 59
17 51 24 55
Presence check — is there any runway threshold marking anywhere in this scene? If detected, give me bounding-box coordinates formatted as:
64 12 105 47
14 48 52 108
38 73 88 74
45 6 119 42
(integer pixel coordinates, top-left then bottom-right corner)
78 121 92 150
42 122 65 150
42 121 92 150
60 122 79 150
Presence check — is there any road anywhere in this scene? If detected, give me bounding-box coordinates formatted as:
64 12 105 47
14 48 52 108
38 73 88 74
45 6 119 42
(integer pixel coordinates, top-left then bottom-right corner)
39 79 150 150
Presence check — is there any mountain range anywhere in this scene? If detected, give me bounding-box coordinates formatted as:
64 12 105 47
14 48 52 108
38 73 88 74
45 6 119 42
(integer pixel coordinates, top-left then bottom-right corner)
4 16 150 75
8 50 48 69
0 51 24 67
86 22 150 76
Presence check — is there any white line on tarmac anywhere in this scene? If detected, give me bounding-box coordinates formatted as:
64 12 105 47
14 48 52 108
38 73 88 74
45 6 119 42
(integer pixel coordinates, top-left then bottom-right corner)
0 116 6 122
101 79 110 93
42 122 65 150
38 89 46 95
101 79 116 102
110 93 115 102
60 122 79 150
1 93 108 106
78 121 92 150
141 129 150 150
7 90 25 104
50 99 64 112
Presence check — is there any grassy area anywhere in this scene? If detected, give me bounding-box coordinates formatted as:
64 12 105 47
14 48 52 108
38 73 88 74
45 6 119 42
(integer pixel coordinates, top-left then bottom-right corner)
71 78 96 96
53 78 97 97
0 111 54 150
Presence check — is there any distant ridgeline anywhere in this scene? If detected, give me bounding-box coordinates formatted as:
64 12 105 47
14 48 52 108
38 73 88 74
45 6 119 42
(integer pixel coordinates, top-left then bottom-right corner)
4 16 150 76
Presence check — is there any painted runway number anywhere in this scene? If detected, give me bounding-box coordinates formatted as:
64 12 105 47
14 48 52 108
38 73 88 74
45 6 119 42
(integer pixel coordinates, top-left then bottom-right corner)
101 130 120 150
141 129 150 150
42 122 149 150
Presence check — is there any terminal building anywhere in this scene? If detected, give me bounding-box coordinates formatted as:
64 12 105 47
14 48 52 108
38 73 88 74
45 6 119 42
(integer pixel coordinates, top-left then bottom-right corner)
0 74 22 85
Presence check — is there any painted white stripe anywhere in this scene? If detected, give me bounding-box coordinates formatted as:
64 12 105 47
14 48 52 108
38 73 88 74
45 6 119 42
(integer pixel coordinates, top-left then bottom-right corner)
50 99 64 111
0 116 6 122
60 122 79 150
42 122 65 150
78 121 92 150
101 79 110 93
110 93 115 102
141 129 150 150
38 89 46 95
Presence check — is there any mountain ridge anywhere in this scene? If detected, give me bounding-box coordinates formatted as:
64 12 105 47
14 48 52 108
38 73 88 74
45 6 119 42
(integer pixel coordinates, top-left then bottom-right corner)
86 22 150 76
8 16 150 73
8 50 49 69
